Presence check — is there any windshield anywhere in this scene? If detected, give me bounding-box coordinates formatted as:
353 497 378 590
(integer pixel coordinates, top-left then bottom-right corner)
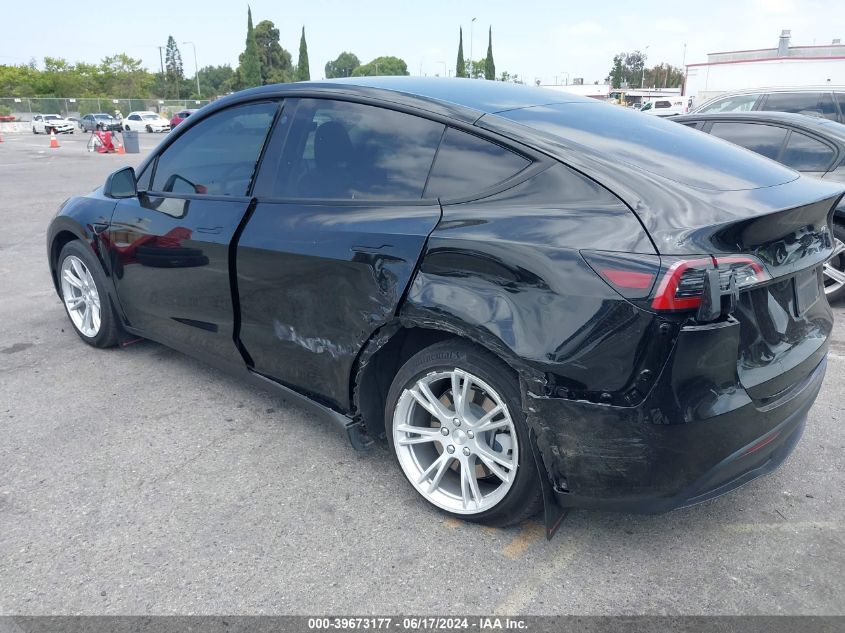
142 114 159 120
44 115 61 120
94 114 112 120
640 102 652 111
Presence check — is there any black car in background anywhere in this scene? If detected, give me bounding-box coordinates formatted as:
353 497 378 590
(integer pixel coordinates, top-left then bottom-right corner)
80 113 123 132
674 111 845 300
46 79 844 536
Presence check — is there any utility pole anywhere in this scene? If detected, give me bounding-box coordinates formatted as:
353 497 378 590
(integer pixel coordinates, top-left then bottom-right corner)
470 17 477 77
183 41 201 98
158 46 166 96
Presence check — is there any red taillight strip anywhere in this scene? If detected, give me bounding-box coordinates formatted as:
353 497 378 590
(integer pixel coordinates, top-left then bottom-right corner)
650 257 713 311
601 269 655 289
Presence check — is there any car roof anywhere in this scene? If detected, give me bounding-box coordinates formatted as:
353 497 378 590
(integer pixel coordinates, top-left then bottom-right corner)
702 86 845 96
673 111 845 142
225 77 594 121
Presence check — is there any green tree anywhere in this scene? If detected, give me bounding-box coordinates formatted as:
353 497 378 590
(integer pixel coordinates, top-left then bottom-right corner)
296 27 310 81
164 36 183 98
466 59 486 79
484 27 495 80
198 64 236 96
642 62 683 89
238 6 262 89
255 20 294 84
456 27 466 78
610 53 624 88
325 51 360 78
351 56 409 77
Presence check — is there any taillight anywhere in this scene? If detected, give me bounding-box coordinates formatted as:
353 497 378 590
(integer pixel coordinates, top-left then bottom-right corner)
581 251 661 299
651 255 770 311
651 258 713 310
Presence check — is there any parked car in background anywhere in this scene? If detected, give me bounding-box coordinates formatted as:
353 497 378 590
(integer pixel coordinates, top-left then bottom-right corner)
32 114 75 134
46 78 844 535
170 108 198 128
674 111 845 300
691 87 845 123
123 111 171 133
80 113 123 132
639 98 685 116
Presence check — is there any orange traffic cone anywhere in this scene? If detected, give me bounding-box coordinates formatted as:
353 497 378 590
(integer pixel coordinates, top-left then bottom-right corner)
116 138 125 154
49 130 59 149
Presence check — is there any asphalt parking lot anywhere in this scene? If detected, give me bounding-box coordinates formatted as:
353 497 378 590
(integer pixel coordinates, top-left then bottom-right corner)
1 130 844 616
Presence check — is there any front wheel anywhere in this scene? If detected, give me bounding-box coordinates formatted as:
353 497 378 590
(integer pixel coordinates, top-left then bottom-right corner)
57 241 121 348
145 125 152 133
385 340 542 527
824 222 845 302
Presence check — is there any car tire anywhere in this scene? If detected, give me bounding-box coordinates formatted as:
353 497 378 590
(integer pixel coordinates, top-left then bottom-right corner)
385 339 543 527
57 241 121 349
32 126 37 134
824 222 845 303
146 125 152 133
124 125 130 132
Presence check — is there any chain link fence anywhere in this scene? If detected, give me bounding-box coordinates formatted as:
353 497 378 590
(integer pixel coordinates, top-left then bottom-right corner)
0 97 213 121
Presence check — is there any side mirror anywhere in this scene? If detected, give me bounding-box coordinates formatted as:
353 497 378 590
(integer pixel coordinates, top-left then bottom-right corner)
104 166 137 199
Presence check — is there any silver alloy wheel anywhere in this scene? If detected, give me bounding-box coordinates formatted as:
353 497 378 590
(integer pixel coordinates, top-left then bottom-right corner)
60 255 101 338
823 260 845 297
393 368 518 515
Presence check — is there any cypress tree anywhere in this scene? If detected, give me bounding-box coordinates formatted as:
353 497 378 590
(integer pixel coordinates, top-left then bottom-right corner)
239 6 262 88
296 26 310 81
456 27 466 78
485 27 495 80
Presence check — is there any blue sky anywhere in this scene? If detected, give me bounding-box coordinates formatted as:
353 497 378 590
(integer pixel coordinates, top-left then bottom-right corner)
2 0 842 85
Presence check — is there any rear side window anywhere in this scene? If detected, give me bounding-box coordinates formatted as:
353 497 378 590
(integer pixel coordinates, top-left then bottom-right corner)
698 94 758 113
275 99 444 200
151 101 277 196
781 132 836 171
655 101 671 109
425 128 530 199
837 94 845 118
760 92 824 117
708 122 788 160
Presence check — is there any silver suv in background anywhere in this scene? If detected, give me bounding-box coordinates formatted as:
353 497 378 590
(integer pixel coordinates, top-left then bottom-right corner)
691 87 845 123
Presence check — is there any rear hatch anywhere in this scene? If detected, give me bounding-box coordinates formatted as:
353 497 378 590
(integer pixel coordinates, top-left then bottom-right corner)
485 102 845 400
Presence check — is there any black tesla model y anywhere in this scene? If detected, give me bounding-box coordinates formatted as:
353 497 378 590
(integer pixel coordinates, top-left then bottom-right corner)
47 78 844 537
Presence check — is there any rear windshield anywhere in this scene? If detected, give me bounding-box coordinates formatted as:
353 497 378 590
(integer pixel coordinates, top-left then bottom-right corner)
494 102 798 191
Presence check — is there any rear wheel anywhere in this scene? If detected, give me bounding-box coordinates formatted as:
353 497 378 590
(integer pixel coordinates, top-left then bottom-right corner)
385 340 542 527
824 222 845 302
57 241 120 348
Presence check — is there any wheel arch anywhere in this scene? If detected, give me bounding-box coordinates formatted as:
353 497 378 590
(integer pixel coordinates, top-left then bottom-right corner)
351 319 530 443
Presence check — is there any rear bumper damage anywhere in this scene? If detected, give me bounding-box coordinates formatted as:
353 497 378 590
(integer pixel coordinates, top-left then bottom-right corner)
526 314 828 538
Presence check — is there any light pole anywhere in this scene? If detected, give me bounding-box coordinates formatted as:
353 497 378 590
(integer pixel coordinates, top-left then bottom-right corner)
470 17 477 78
560 71 569 85
182 41 200 98
640 45 650 88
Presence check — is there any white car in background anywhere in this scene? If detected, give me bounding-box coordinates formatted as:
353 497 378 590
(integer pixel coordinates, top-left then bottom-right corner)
639 98 685 117
123 111 171 133
32 114 75 134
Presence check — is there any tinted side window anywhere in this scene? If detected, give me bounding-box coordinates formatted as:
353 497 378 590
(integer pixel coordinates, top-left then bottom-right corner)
837 93 845 118
655 101 670 109
275 99 443 200
425 127 530 199
760 92 823 116
819 93 838 120
708 122 788 160
781 132 836 171
698 94 758 113
152 101 277 197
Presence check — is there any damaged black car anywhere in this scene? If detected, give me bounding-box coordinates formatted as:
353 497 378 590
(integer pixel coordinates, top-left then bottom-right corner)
46 78 844 537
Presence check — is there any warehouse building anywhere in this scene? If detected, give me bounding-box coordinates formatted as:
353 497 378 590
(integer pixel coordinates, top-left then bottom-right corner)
685 30 845 104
